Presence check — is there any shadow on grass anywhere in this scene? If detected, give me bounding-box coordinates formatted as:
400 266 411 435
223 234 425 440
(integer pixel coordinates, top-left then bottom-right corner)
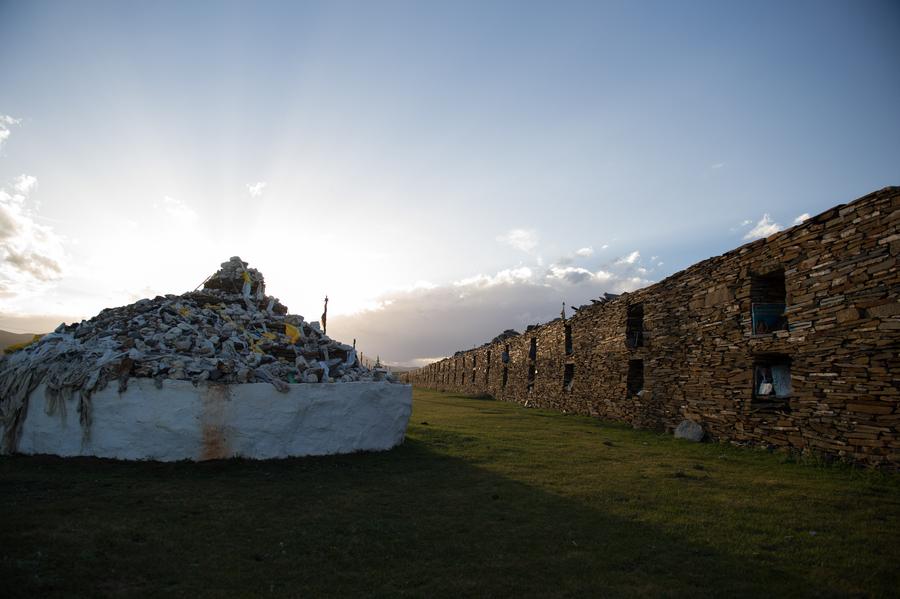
0 435 827 598
431 390 495 401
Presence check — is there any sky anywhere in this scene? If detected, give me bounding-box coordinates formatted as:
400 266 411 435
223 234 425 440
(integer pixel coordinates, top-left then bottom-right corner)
1 0 898 365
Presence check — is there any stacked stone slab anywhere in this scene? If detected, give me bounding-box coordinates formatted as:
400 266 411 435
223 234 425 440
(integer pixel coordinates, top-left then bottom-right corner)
404 187 900 467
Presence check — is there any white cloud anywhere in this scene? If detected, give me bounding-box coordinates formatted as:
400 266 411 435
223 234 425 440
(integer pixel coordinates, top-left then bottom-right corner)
328 257 652 366
454 266 533 287
600 244 609 250
711 162 725 169
547 266 591 284
0 114 21 149
546 266 613 285
497 228 538 252
0 175 67 293
793 213 811 225
160 196 198 224
247 181 267 198
743 213 781 240
729 218 754 233
574 246 593 257
13 174 37 194
615 250 640 265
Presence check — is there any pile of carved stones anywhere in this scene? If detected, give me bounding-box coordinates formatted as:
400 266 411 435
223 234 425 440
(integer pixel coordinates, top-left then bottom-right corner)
2 257 392 397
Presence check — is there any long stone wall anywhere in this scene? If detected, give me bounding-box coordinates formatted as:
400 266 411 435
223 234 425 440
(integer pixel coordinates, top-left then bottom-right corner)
404 187 900 467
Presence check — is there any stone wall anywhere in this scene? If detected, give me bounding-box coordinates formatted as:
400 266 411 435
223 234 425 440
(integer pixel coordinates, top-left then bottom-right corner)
404 187 900 467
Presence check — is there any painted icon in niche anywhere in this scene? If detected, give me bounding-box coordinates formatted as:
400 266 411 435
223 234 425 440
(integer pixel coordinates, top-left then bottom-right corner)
752 303 787 334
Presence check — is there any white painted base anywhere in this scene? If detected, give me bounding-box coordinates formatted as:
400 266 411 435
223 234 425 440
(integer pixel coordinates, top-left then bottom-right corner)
5 380 412 461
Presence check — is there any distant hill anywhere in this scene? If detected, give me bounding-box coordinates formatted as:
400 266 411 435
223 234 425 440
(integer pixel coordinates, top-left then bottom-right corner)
0 330 39 351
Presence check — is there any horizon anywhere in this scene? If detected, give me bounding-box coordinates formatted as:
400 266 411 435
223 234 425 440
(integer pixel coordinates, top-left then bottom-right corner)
1 1 899 365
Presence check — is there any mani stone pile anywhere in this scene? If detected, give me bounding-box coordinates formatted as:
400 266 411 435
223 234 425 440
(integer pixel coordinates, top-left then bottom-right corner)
0 257 392 409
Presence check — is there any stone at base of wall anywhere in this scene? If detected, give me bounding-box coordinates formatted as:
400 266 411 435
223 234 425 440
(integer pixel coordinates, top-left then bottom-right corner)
674 420 705 442
3 380 412 461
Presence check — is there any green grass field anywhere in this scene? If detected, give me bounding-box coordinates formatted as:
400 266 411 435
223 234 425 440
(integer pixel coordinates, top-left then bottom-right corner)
1 388 898 597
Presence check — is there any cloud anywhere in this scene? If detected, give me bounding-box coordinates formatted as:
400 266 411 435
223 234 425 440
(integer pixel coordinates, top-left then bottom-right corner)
160 195 198 224
729 219 753 232
4 250 61 280
453 267 535 289
547 266 591 284
13 174 37 194
247 181 267 198
0 174 67 291
328 258 652 366
711 162 725 169
743 213 781 240
497 228 538 252
0 114 20 149
615 250 640 265
574 246 593 257
546 266 613 285
793 213 811 225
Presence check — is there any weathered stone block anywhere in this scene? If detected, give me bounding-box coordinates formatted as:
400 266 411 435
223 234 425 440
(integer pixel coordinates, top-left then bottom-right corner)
674 420 704 442
846 402 894 415
867 302 900 318
836 308 861 323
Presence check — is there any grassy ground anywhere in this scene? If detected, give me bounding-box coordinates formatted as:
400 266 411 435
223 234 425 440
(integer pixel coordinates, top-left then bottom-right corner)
1 388 898 597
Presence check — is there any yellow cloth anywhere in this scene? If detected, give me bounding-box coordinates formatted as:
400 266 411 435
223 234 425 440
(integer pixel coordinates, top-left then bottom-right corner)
285 323 301 344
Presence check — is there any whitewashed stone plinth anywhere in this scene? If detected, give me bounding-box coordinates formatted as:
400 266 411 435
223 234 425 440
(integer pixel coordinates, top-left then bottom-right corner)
7 380 412 461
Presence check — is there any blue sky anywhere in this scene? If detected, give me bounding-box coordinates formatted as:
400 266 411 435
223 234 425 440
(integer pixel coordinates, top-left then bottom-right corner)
1 0 898 363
